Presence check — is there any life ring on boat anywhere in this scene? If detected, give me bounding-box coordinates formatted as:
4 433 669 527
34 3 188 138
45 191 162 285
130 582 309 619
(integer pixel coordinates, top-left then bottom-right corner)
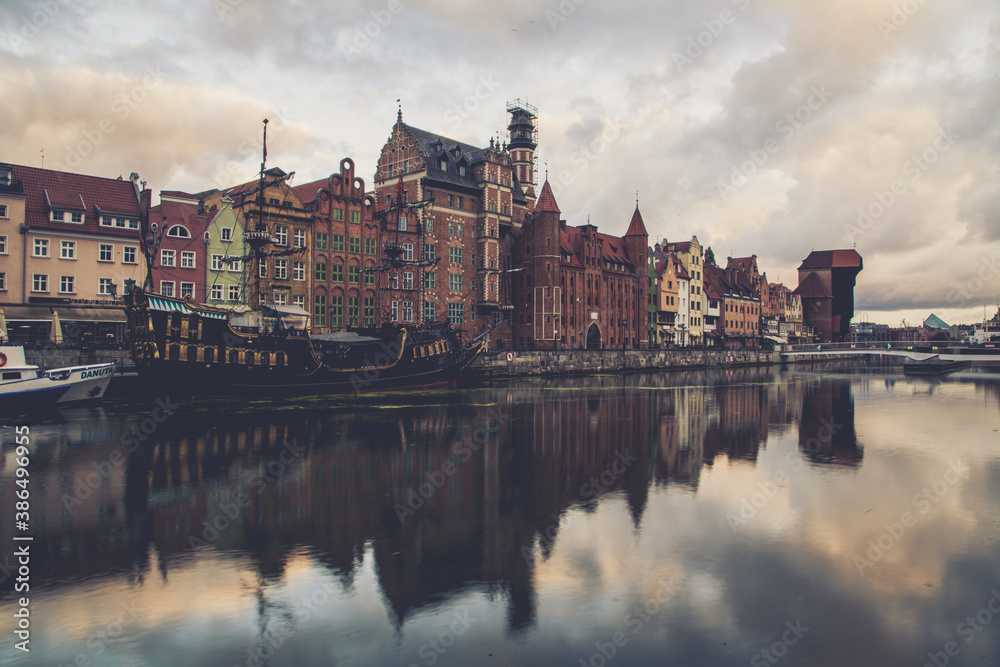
0 351 6 367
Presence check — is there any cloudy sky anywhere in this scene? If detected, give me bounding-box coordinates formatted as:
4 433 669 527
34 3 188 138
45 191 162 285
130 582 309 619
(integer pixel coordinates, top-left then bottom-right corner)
2 0 998 326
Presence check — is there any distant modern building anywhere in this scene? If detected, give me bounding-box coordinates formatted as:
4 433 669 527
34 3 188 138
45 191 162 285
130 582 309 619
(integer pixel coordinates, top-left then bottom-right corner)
794 249 863 343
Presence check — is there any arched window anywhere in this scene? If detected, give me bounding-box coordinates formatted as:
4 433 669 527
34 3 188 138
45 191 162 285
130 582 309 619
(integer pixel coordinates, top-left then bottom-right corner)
167 225 191 238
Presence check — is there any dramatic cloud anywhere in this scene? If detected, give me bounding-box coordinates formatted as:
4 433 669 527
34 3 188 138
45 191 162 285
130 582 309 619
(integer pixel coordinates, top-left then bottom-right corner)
2 0 998 325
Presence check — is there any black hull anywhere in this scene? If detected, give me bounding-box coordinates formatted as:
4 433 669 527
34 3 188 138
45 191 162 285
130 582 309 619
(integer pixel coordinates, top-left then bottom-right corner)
122 290 485 397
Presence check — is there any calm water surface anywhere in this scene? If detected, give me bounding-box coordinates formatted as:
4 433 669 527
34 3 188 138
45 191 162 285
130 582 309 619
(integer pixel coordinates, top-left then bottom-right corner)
2 367 1000 666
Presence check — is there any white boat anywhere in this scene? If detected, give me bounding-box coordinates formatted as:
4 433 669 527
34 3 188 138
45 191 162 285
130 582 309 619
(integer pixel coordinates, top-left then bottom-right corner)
0 346 116 407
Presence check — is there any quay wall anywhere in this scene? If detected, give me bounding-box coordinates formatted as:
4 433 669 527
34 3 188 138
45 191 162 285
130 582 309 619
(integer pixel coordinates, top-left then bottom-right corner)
471 348 860 378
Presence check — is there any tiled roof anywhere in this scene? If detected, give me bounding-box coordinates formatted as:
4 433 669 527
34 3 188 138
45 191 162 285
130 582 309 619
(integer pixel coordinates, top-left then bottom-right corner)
405 124 483 190
798 249 863 270
625 206 647 237
535 180 560 213
11 163 142 238
727 255 757 273
794 272 833 298
558 225 635 272
292 177 328 208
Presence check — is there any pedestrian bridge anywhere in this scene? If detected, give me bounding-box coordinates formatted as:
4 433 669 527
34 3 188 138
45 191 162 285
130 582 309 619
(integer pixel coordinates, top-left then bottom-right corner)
781 342 1000 362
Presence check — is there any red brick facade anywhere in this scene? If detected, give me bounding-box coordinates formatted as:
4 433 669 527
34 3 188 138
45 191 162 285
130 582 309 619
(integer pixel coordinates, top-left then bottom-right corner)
510 182 649 349
296 158 379 332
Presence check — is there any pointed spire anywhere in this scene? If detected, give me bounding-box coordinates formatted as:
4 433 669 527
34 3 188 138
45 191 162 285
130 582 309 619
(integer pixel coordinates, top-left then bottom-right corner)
625 205 647 237
535 179 560 213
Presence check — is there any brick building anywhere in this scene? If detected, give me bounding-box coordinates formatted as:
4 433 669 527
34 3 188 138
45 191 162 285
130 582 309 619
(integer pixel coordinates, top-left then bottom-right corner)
294 158 380 332
373 104 537 341
147 191 217 302
510 182 648 349
794 249 863 343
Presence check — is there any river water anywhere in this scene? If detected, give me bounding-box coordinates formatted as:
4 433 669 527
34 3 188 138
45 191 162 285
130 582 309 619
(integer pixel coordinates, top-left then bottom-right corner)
1 366 999 667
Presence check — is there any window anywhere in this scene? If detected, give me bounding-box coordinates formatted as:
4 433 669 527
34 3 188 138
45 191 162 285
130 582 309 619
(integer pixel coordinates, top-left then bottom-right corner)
457 196 464 209
160 281 175 297
425 219 433 233
259 260 268 279
211 284 223 300
180 282 194 299
457 222 464 236
447 195 454 207
402 272 413 290
333 208 344 222
99 244 113 262
449 273 463 291
363 267 374 285
401 301 413 322
98 278 114 295
423 244 436 261
331 295 343 327
364 296 375 326
398 215 407 232
350 210 360 224
59 275 75 294
0 272 5 291
0 204 7 218
212 254 224 271
458 165 466 177
449 247 463 265
274 258 288 279
315 262 327 281
448 221 454 236
0 236 5 254
349 236 360 254
448 302 464 325
423 301 436 322
181 251 195 268
440 159 448 171
365 238 377 255
123 246 137 264
221 227 233 242
293 261 305 281
423 271 436 289
33 238 49 257
314 294 327 327
228 285 241 301
332 234 345 252
390 272 399 290
348 295 359 327
390 300 398 322
273 291 287 306
348 265 359 284
293 295 305 309
60 240 76 259
32 274 48 292
167 225 190 238
294 229 306 248
275 226 288 246
160 249 176 267
228 258 242 273
315 231 328 249
332 263 343 282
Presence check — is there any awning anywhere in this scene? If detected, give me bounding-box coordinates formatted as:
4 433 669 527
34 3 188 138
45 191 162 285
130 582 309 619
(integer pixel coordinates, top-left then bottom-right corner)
764 335 787 344
55 307 127 323
261 303 310 317
2 305 53 321
147 297 193 314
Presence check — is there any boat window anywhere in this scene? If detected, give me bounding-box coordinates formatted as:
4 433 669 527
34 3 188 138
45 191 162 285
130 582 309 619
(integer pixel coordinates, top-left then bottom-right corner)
2 371 21 380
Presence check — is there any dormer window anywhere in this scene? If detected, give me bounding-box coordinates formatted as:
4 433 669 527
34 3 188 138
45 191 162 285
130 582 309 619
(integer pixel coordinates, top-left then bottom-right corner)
49 210 85 224
458 164 466 177
0 168 11 186
440 159 448 171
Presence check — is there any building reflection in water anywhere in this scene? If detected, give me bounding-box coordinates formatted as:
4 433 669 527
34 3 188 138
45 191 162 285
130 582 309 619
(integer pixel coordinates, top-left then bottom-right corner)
2 367 856 639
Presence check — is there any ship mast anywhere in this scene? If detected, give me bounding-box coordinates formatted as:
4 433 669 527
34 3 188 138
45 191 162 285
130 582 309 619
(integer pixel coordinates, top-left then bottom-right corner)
243 119 271 308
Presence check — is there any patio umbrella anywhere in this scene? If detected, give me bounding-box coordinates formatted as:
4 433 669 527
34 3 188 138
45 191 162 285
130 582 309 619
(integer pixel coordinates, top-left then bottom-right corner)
51 310 63 343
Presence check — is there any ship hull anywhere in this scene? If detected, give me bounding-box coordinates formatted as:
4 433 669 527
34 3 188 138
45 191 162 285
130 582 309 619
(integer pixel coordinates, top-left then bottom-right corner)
123 290 484 396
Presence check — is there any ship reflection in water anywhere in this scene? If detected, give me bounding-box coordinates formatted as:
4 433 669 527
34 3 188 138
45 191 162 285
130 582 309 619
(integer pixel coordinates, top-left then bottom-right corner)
2 367 1000 666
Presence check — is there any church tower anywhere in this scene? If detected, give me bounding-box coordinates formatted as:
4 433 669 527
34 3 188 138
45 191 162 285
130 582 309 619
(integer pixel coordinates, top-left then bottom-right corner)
507 100 537 206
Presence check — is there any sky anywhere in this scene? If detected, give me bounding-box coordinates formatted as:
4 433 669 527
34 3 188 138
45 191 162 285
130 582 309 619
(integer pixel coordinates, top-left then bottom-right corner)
1 0 998 327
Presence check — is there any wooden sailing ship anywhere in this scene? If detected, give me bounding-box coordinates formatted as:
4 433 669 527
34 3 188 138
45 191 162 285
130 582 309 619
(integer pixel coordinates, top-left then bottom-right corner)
122 120 486 395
